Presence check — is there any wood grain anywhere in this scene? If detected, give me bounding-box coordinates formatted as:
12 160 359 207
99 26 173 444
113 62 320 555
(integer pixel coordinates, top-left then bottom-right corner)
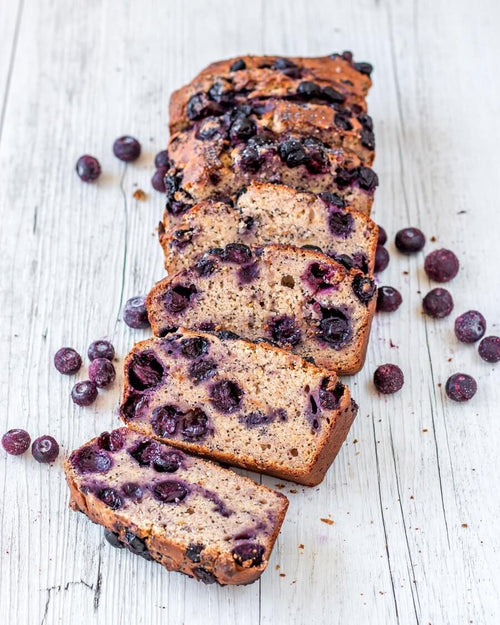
0 1 499 624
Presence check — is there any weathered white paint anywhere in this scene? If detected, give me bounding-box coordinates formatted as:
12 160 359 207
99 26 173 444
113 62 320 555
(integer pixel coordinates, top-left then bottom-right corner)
0 1 499 624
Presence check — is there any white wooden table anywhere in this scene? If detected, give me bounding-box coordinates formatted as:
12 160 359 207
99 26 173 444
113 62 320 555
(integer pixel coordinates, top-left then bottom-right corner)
1 1 499 623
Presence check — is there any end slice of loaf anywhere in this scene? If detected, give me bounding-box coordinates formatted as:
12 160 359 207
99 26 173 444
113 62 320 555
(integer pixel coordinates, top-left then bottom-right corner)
159 182 379 275
120 329 358 486
64 428 288 586
146 244 377 375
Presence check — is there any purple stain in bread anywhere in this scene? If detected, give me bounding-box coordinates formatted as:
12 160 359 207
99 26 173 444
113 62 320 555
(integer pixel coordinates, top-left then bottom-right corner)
238 262 260 284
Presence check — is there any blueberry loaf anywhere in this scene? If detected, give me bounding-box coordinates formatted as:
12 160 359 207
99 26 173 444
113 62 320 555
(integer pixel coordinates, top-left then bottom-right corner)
159 182 379 275
146 245 377 375
169 53 373 137
120 329 358 486
64 428 288 586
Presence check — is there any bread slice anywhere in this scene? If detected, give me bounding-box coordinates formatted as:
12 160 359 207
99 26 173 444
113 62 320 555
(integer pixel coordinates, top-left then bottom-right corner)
120 329 358 486
146 245 377 375
64 427 288 586
159 182 379 276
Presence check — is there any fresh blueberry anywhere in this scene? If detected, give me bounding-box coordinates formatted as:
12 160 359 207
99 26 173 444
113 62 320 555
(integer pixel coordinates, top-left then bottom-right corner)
232 543 265 567
319 379 345 410
180 337 209 359
268 315 301 346
328 209 354 238
194 567 217 584
128 350 164 390
97 430 125 452
445 373 477 402
163 285 196 314
152 167 169 192
104 530 125 549
54 347 82 375
151 405 181 437
71 446 111 473
377 226 387 246
297 81 322 98
2 429 31 456
278 139 307 167
424 249 459 283
151 480 188 503
376 286 402 312
181 408 209 440
96 487 123 510
318 309 351 348
88 340 115 361
223 243 252 264
352 274 376 304
454 310 486 343
31 435 59 463
373 364 404 394
210 380 243 413
478 336 500 363
321 86 345 104
395 227 426 254
188 358 217 384
75 155 101 182
122 483 144 500
186 543 204 562
123 296 150 329
113 136 141 162
422 288 454 319
229 116 256 143
230 59 246 71
71 380 98 406
154 150 170 169
374 245 390 273
89 358 116 388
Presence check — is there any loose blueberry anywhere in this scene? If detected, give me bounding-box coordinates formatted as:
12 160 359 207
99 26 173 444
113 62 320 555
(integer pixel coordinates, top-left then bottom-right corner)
181 408 209 440
186 543 204 562
97 430 124 452
377 226 387 246
104 530 125 549
424 249 460 283
194 567 217 584
318 309 351 348
297 81 322 99
210 380 243 413
188 358 218 384
395 227 426 254
163 285 196 314
230 59 246 71
268 315 301 346
180 337 209 359
122 482 144 500
154 150 170 169
232 543 265 567
113 136 141 162
328 210 354 238
152 167 169 192
89 358 116 388
151 480 188 504
278 139 307 168
445 373 477 402
321 86 345 104
377 286 402 312
128 350 164 390
478 336 500 363
352 274 376 304
71 380 98 407
2 429 31 456
454 310 486 343
319 379 345 410
31 435 59 463
75 155 101 182
422 288 454 318
374 245 390 273
373 364 404 394
223 243 252 264
54 347 82 375
71 446 112 473
88 340 115 361
96 487 123 510
123 296 150 329
152 405 181 437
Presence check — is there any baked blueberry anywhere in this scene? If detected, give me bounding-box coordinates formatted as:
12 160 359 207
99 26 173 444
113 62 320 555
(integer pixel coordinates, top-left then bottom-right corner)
188 358 217 384
478 336 500 363
353 61 373 76
130 440 161 466
377 286 402 312
2 429 31 456
454 310 486 343
357 167 378 191
229 116 256 143
373 364 404 394
88 340 115 361
128 351 164 390
297 81 322 99
96 488 123 510
328 210 354 238
186 543 204 562
152 167 169 192
153 450 184 473
113 136 141 162
377 225 387 246
123 531 152 559
232 542 265 567
194 567 217 584
32 435 60 463
240 411 274 428
122 483 144 500
319 379 345 410
180 337 209 359
395 227 426 253
229 59 246 71
76 155 101 182
152 405 181 437
104 530 125 549
163 285 196 314
272 58 300 77
268 315 302 346
89 358 116 388
374 245 390 273
97 430 125 452
445 373 477 402
278 139 307 168
352 275 376 304
71 380 98 406
422 288 454 318
71 446 112 473
151 480 189 503
334 113 353 131
123 296 150 329
210 380 243 413
424 249 459 282
54 347 82 375
181 408 209 440
361 128 375 150
154 150 170 169
240 144 264 172
321 86 345 104
318 309 351 348
223 243 252 264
